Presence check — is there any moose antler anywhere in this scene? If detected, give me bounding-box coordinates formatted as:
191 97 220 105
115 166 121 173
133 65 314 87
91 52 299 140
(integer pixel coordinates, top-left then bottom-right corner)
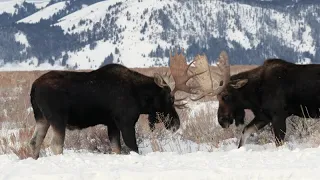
158 49 230 108
157 48 208 109
168 48 206 96
189 51 230 101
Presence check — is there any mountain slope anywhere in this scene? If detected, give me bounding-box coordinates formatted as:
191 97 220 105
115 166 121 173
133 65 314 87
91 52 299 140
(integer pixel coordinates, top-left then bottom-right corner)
0 0 49 14
0 0 319 70
17 1 66 24
55 0 320 67
55 0 176 68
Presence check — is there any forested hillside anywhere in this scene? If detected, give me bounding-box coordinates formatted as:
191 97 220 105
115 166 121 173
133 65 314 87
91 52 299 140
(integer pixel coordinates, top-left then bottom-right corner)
0 0 319 69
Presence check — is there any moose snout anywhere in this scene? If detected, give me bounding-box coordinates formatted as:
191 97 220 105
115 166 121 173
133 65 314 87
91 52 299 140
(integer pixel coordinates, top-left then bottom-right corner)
166 117 180 133
170 119 180 132
218 117 233 128
170 126 178 132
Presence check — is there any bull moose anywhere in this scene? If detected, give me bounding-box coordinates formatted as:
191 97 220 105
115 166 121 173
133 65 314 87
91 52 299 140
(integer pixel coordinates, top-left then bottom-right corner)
193 52 320 148
28 50 221 159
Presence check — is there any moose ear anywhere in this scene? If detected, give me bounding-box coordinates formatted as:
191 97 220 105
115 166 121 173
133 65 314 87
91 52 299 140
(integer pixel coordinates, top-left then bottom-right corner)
154 73 166 88
230 79 248 89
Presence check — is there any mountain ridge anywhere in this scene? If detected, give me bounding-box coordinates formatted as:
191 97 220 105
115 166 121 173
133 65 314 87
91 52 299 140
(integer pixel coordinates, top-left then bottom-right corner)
0 0 319 70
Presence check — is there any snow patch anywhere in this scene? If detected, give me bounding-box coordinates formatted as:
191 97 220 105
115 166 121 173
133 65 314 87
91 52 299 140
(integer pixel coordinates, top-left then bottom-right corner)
18 1 67 24
139 134 214 154
65 40 118 69
55 0 126 34
14 32 30 48
26 0 50 9
296 57 312 64
188 101 218 119
0 57 65 71
0 0 20 14
1 144 320 179
0 0 50 14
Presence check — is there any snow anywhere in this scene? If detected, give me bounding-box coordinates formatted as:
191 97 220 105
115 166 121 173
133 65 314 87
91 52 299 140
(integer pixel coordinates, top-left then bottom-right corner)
0 57 65 71
0 0 21 14
0 0 50 14
14 31 30 48
65 40 118 70
54 0 182 68
55 0 126 34
17 1 67 24
188 101 218 119
55 0 174 68
0 84 319 179
0 0 317 69
297 57 312 64
1 99 319 179
25 0 50 9
1 144 320 179
49 0 317 69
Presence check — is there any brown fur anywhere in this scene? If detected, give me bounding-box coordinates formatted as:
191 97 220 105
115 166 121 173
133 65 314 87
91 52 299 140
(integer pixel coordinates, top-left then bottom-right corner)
217 59 320 148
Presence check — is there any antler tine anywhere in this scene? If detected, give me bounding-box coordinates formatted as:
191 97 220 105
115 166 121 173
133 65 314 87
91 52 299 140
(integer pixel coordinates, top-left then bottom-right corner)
190 51 231 101
207 50 230 95
174 96 188 102
169 48 208 96
169 49 190 95
160 70 172 87
217 50 231 89
174 102 188 109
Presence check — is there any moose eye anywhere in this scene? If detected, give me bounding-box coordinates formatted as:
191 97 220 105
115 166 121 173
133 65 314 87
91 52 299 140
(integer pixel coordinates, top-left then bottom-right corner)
222 95 231 101
170 96 175 103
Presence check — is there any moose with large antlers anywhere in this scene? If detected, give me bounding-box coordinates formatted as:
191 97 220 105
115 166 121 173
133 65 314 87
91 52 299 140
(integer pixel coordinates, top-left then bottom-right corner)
192 52 320 148
215 58 320 148
28 50 222 159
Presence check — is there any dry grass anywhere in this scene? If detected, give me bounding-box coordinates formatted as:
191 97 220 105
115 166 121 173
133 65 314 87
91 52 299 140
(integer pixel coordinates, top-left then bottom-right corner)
1 64 320 159
0 127 36 159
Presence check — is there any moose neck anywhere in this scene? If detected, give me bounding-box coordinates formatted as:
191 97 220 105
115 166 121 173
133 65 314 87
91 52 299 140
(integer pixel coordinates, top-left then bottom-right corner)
230 66 264 111
134 77 163 114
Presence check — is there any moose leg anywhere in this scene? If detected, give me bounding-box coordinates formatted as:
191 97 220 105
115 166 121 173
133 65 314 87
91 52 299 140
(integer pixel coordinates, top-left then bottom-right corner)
50 122 66 155
108 126 121 154
120 126 139 153
148 113 156 132
29 118 50 159
272 117 287 147
238 118 269 148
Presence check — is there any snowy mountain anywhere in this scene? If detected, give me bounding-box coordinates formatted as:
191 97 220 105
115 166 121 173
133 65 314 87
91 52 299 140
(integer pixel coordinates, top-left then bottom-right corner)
0 0 49 14
17 1 66 24
0 0 319 70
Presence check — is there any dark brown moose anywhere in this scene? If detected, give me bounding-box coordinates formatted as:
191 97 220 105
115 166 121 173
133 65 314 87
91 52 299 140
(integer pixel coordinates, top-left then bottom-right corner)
193 52 320 148
28 50 227 159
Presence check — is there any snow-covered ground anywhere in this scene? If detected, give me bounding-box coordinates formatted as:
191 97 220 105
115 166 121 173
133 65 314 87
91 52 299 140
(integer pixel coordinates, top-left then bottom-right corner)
1 99 320 179
1 143 320 180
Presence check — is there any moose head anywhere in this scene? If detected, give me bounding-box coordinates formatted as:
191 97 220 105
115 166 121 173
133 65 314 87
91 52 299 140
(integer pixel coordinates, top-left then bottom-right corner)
148 49 210 132
186 51 251 128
